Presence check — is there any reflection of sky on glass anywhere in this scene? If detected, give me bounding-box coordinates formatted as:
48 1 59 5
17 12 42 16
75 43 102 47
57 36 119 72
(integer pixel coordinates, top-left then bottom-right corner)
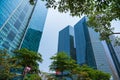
28 0 47 32
39 8 120 72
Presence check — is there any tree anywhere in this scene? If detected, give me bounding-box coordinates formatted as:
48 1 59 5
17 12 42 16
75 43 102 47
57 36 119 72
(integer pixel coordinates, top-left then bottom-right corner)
13 48 43 74
30 0 120 43
76 65 110 80
49 52 78 79
50 52 110 80
0 49 20 80
24 73 42 80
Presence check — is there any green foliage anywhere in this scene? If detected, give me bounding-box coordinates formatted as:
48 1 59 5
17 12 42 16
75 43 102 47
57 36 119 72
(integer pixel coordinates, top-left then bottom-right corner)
50 52 77 73
76 65 110 80
50 52 110 80
0 49 20 80
29 0 34 5
13 48 43 73
24 74 41 80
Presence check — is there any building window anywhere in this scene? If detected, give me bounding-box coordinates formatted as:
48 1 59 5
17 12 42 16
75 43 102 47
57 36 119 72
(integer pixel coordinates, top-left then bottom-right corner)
23 4 29 13
19 11 25 21
2 41 10 49
7 30 16 41
14 19 21 29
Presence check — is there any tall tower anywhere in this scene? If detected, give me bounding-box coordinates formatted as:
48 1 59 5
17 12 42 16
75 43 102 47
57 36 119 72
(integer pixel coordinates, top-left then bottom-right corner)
0 0 47 52
21 0 48 52
58 26 76 60
74 17 96 68
58 17 112 75
74 17 111 74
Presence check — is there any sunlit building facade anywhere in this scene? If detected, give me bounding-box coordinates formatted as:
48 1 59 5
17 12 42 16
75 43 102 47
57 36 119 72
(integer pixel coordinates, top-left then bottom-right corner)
0 0 47 52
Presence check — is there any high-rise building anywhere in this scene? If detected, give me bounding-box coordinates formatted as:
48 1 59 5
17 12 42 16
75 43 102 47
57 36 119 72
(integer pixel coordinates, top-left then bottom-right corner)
21 0 48 52
58 17 111 74
0 0 47 52
74 17 96 68
74 17 111 74
107 35 120 79
58 26 76 60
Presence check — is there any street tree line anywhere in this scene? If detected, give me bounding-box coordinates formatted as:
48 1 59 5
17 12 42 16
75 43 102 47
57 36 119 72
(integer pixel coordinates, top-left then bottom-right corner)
0 49 110 80
49 52 110 80
0 49 42 80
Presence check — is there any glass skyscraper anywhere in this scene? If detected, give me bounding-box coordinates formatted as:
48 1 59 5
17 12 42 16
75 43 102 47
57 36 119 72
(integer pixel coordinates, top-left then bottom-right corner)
21 0 48 52
58 17 112 75
58 26 76 60
0 0 47 52
74 17 96 68
74 17 111 74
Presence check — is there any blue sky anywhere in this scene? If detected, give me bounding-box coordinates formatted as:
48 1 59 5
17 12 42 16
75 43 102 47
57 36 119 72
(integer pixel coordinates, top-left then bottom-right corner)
38 8 120 73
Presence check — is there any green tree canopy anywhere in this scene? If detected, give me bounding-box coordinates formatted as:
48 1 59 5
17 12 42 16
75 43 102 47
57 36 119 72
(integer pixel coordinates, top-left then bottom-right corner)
0 49 20 80
49 52 110 80
76 65 110 80
13 48 43 73
49 52 78 79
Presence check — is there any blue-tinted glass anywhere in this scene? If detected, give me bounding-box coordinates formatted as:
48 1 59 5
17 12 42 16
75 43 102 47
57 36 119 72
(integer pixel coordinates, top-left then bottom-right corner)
2 41 10 49
0 0 21 28
7 30 16 41
2 27 8 33
58 26 76 60
14 20 21 29
21 28 42 52
5 23 10 30
21 0 48 52
0 37 3 42
19 11 26 21
23 4 29 13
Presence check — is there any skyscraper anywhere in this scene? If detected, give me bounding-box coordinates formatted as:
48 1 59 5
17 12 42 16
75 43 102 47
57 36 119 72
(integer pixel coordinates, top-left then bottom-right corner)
58 26 76 60
21 0 48 52
74 17 96 68
74 17 111 73
58 17 111 74
0 0 47 52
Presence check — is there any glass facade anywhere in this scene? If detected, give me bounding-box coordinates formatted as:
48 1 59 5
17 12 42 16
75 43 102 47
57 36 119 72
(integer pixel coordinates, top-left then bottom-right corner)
74 17 96 68
0 0 47 52
88 28 111 73
74 17 111 74
58 26 76 60
21 0 48 52
58 17 111 74
107 35 120 78
0 0 34 51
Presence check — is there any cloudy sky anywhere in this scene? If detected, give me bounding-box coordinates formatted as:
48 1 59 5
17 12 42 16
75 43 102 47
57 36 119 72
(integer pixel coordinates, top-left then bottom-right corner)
38 8 120 73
